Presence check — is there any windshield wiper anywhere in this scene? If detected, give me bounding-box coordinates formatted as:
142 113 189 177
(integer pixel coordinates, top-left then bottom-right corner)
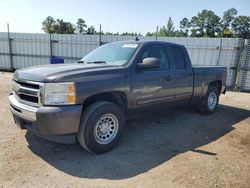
77 60 84 63
87 61 107 64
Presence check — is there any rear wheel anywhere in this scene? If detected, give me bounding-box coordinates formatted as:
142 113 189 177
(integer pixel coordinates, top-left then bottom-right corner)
77 101 125 154
196 86 219 114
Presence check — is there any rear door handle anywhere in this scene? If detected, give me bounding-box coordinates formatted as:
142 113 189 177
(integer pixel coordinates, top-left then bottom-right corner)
164 75 172 81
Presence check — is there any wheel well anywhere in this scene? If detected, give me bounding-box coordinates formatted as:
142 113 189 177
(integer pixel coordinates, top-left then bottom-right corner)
209 80 222 93
82 92 128 113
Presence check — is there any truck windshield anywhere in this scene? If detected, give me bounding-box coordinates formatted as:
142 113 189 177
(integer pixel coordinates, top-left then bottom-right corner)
80 43 139 66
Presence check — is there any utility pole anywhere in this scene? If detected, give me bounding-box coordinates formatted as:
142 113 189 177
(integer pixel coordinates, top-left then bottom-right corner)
99 24 102 46
156 26 159 40
7 23 14 71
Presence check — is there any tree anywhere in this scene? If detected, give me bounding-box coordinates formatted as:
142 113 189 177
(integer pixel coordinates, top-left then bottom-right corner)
76 18 87 34
179 18 190 37
206 12 221 37
220 8 237 37
63 22 75 34
120 32 139 36
159 17 176 37
175 30 187 37
53 19 75 34
42 16 56 33
190 10 221 37
87 26 96 35
105 31 114 35
42 17 75 34
232 16 250 38
146 32 153 36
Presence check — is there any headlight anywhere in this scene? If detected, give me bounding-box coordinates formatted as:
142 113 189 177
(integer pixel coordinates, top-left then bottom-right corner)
43 82 76 105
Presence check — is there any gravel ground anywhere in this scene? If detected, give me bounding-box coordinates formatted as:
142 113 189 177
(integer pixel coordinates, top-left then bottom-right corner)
0 71 250 188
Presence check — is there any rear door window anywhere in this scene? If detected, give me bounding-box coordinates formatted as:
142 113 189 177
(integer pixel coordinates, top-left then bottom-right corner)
170 46 186 69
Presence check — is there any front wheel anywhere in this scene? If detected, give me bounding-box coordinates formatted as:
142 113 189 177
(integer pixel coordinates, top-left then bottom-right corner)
77 101 125 154
196 86 219 114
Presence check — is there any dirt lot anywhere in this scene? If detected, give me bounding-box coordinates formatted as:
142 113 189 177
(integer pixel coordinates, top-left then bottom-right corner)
0 71 250 188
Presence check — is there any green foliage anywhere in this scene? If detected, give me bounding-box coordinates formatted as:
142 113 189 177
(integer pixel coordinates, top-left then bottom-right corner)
105 32 114 35
185 8 249 38
159 17 176 37
42 16 75 34
41 8 250 38
53 19 75 34
87 26 96 35
120 32 141 36
41 16 56 33
180 18 190 37
146 32 153 36
220 8 237 37
175 30 188 37
190 9 221 37
232 16 250 38
76 18 87 34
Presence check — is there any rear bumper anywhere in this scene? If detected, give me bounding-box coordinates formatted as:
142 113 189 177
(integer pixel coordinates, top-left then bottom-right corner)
9 93 83 143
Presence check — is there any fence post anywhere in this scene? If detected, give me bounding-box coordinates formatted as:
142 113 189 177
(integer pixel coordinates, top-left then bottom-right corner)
99 24 102 46
7 23 14 71
49 34 53 58
156 26 158 41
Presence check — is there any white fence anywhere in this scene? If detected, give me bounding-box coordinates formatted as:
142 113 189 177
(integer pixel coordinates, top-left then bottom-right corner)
0 32 249 91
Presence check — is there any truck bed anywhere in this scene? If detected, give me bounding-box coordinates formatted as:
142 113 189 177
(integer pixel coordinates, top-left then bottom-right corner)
192 66 227 100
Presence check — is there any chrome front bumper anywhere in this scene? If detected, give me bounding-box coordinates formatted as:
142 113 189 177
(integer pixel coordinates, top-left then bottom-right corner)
9 92 83 138
9 93 38 121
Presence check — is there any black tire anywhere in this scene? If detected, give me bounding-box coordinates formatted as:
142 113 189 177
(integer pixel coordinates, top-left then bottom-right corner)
196 86 219 114
77 101 125 154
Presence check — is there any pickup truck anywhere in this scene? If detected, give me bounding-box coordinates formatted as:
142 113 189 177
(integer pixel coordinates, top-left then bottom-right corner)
9 41 227 153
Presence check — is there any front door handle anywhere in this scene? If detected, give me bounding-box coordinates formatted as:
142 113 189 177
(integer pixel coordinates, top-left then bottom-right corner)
164 75 172 82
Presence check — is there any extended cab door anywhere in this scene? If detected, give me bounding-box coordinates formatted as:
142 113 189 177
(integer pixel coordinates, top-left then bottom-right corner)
132 43 175 107
168 45 193 105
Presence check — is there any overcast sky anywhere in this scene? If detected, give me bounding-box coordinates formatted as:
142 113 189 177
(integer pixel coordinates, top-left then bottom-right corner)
0 0 249 34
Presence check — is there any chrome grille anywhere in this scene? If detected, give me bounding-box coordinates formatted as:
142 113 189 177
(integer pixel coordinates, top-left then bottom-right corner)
12 79 43 107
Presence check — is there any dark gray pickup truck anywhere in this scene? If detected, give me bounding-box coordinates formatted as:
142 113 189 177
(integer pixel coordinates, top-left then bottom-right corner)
9 41 227 153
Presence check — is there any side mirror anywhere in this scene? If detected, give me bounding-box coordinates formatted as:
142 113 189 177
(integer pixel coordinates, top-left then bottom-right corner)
137 57 160 69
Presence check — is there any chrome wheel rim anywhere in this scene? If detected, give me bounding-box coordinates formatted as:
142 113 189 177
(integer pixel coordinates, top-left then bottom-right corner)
94 113 119 144
208 91 217 110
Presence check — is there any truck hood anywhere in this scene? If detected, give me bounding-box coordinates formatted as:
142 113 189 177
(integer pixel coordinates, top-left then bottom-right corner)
13 63 117 82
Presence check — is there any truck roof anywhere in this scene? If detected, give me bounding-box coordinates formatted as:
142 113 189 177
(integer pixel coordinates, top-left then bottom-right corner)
112 40 184 47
